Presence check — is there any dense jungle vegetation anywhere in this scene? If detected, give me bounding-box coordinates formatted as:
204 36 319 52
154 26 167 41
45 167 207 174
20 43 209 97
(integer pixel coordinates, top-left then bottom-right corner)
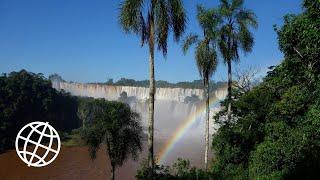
0 70 80 152
211 0 320 179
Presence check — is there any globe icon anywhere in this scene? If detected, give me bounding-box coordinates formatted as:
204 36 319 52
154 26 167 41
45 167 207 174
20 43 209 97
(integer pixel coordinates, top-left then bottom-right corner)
15 121 61 167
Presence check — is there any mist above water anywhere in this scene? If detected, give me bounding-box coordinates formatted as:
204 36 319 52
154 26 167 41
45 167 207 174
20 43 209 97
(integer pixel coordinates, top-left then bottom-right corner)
52 79 227 166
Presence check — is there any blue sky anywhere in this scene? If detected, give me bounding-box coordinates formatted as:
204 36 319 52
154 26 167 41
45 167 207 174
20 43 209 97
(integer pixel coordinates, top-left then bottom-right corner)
0 0 302 83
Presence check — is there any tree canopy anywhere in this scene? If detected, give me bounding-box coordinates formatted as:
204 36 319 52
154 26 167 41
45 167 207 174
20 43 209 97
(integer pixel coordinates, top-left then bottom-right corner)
81 99 142 180
0 70 80 152
211 0 320 179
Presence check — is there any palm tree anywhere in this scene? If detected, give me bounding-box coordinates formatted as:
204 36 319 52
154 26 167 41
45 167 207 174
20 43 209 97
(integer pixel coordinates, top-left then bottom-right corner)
119 0 187 171
182 5 219 170
82 100 142 180
217 0 257 120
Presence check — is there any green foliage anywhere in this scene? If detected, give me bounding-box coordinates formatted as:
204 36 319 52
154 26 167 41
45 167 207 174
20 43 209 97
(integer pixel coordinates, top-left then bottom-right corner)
136 158 210 180
217 0 258 63
80 99 143 172
77 97 102 127
211 1 320 179
61 128 85 147
0 70 80 152
136 160 174 180
216 0 258 113
249 103 320 179
276 0 320 83
171 158 210 179
195 40 217 82
119 0 186 56
182 5 219 83
182 4 220 170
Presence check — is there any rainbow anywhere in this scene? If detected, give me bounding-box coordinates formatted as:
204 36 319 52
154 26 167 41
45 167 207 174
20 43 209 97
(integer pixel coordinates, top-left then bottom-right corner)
156 95 223 164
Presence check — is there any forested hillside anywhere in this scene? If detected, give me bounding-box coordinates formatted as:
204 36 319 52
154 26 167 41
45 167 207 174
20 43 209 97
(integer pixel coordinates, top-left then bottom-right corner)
211 1 320 179
0 70 81 152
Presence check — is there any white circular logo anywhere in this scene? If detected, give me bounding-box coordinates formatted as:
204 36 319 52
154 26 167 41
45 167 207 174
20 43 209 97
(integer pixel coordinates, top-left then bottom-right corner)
15 121 61 167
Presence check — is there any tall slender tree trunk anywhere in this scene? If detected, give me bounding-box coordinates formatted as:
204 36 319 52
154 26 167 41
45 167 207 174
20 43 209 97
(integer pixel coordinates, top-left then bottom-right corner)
227 60 232 121
148 14 155 175
204 77 210 170
111 164 115 180
108 163 116 180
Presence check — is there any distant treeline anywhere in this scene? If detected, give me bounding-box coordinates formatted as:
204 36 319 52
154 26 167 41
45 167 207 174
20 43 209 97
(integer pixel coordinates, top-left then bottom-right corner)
50 74 227 91
106 78 226 90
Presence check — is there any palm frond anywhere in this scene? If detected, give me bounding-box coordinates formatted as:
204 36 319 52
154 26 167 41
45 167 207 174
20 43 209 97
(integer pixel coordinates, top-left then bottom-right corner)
231 38 240 61
217 0 257 63
220 0 230 9
196 4 206 17
81 126 104 159
219 0 231 17
197 5 209 29
140 12 149 46
168 0 187 41
155 0 169 56
119 0 144 33
195 40 218 79
231 0 244 11
238 24 254 53
182 34 199 54
236 9 258 29
197 6 221 40
218 25 232 63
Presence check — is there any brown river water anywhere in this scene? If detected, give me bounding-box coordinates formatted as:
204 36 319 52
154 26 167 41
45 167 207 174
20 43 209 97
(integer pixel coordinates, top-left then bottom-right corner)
0 138 206 180
0 144 142 180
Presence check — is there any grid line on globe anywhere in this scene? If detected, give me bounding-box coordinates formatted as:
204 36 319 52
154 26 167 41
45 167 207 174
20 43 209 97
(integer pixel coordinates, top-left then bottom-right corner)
15 121 61 167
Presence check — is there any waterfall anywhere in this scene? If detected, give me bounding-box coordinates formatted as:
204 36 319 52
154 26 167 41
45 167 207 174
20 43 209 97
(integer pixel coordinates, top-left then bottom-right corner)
51 79 227 165
52 81 204 102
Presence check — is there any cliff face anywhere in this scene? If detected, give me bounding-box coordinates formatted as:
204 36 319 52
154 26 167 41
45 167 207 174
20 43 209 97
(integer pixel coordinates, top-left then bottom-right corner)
52 80 227 102
52 81 204 102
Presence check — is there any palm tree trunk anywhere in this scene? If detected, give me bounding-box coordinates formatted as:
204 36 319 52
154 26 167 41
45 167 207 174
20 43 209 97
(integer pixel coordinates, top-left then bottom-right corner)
227 60 232 121
148 15 155 173
204 77 210 170
111 164 115 180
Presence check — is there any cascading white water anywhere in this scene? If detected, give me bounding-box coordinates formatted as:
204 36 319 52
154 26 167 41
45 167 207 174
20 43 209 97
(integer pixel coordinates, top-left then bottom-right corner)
53 81 204 102
51 79 227 166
